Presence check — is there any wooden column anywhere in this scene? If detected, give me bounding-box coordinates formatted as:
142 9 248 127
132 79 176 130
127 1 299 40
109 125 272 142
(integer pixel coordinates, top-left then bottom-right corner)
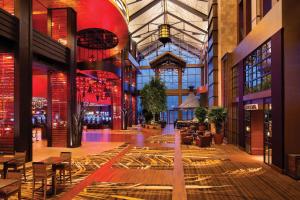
66 8 77 147
14 0 33 161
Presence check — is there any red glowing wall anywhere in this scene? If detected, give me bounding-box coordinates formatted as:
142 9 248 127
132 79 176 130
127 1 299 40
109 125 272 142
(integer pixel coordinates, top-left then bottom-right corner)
0 53 14 153
0 0 14 15
50 9 68 45
32 75 47 98
112 81 121 130
32 0 48 35
49 72 68 147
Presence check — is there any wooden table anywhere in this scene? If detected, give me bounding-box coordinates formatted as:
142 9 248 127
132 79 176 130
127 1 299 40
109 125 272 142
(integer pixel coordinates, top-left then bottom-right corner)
0 156 15 179
0 179 18 189
41 157 64 195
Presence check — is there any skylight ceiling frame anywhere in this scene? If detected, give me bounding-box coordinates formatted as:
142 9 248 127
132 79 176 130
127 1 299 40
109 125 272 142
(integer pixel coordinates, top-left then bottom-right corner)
129 0 161 21
139 36 201 58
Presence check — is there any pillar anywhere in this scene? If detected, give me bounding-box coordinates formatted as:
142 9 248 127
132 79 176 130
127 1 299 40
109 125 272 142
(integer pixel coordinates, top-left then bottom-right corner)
14 0 33 160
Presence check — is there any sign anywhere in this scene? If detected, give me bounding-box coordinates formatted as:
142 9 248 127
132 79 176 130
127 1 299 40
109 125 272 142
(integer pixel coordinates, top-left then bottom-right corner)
244 104 259 110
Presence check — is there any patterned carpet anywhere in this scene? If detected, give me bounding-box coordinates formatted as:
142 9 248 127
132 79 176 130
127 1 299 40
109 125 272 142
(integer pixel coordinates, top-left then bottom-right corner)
182 145 300 200
146 135 175 144
74 182 173 200
9 144 128 200
113 147 174 170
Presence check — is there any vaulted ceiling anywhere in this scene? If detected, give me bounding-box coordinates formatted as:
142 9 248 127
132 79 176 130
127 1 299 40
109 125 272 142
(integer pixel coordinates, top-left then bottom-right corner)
126 0 208 58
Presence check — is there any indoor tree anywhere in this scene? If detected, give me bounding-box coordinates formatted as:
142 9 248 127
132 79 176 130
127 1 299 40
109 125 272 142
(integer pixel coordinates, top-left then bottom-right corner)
140 77 167 123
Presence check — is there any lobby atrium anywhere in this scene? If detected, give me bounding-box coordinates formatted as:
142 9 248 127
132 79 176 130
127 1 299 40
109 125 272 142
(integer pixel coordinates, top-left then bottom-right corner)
0 0 300 199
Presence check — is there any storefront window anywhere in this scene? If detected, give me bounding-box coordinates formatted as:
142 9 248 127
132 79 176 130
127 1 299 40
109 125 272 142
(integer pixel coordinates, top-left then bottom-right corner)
244 41 271 94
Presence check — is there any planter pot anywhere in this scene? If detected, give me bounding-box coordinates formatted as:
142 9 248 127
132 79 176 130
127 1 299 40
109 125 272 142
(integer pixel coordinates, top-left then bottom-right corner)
214 134 224 144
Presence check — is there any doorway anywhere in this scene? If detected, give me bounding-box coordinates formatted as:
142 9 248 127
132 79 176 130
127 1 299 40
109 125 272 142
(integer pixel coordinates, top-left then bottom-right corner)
244 99 272 165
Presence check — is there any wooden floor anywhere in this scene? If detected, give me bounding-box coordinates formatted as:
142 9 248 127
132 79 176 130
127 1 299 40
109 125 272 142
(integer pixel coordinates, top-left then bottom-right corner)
32 126 300 199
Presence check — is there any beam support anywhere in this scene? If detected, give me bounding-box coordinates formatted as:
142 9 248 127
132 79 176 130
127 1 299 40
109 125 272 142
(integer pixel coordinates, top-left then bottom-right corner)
130 12 164 36
129 0 161 21
170 25 204 44
170 0 208 20
167 11 207 34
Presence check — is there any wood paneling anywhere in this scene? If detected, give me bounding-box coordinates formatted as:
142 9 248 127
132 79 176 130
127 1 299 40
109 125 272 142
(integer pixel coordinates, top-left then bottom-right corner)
33 30 69 64
232 1 282 66
282 0 300 171
0 8 18 41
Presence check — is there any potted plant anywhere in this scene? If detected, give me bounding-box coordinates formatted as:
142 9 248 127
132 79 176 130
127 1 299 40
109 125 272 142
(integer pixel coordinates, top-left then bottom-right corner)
194 106 207 131
208 107 227 144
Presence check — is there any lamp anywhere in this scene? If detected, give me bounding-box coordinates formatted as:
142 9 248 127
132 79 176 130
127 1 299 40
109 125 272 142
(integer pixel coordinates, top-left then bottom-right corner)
158 24 171 46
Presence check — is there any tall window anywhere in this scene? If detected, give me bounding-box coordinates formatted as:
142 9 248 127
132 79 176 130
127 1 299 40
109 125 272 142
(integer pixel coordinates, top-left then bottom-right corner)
181 95 194 120
232 66 238 98
182 68 201 89
244 41 271 94
137 69 155 90
160 70 178 90
161 96 178 123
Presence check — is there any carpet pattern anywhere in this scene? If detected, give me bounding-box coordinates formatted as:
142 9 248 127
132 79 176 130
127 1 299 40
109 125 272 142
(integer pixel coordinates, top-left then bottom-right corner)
113 147 174 170
74 182 173 200
182 145 300 200
9 144 128 200
146 135 175 144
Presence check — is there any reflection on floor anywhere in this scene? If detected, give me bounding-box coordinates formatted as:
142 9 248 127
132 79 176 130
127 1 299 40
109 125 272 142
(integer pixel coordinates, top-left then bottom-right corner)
11 144 128 200
113 147 175 170
74 182 173 200
12 126 300 199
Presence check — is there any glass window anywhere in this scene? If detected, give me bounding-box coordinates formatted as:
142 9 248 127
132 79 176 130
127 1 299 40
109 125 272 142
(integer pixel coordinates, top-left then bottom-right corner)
244 41 271 94
137 69 155 90
182 68 201 89
160 70 178 90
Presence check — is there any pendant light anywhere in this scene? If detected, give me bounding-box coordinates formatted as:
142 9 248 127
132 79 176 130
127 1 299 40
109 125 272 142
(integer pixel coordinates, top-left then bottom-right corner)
158 0 171 46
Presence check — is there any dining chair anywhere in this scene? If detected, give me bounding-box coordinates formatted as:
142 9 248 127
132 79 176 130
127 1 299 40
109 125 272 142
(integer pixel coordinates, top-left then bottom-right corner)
56 152 72 185
5 151 27 182
32 162 56 200
0 172 22 200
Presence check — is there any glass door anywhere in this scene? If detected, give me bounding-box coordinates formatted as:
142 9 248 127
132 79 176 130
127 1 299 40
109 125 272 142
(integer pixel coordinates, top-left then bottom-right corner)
264 101 272 165
244 110 251 154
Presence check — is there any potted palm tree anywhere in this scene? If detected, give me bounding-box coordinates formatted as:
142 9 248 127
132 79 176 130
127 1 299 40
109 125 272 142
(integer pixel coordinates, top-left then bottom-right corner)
194 106 207 131
208 107 227 144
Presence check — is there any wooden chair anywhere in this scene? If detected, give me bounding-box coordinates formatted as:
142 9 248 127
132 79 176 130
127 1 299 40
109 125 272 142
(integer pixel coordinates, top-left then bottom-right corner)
56 152 72 184
0 172 22 200
5 151 27 182
32 162 56 200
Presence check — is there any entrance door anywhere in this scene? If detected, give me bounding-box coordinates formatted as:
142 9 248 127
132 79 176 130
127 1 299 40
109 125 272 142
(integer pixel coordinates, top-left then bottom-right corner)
244 110 251 154
264 102 272 165
167 110 178 124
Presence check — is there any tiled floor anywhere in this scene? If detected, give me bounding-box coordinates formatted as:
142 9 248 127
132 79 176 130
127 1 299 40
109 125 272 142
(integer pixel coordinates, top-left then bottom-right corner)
13 126 300 199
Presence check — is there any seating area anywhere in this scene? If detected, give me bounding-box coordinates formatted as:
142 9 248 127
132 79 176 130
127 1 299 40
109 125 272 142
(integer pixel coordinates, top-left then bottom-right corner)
0 151 73 199
179 126 213 148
